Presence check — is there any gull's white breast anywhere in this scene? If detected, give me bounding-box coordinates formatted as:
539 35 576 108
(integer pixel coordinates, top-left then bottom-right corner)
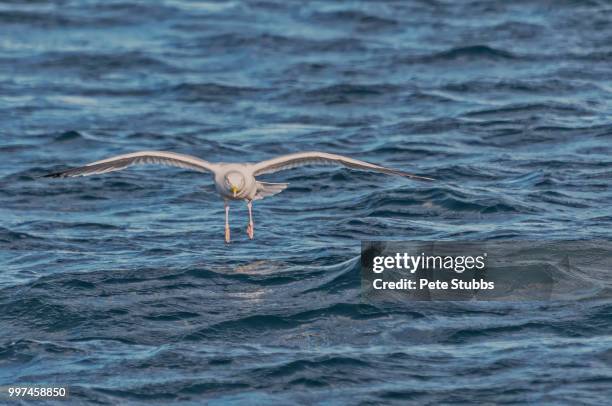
214 163 258 200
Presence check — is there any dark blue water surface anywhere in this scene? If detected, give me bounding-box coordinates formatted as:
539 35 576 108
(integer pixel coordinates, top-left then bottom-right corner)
1 0 612 404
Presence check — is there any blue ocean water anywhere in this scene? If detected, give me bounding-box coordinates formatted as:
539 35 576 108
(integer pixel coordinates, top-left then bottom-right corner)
1 0 611 403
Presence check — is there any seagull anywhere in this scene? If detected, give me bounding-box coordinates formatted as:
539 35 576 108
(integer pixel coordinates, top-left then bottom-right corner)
45 151 434 243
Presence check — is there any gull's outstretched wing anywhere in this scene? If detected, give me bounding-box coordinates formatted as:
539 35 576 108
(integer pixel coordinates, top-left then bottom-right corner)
252 151 434 181
45 151 216 178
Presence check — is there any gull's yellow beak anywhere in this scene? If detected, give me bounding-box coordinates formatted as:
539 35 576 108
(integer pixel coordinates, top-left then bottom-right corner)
230 185 238 197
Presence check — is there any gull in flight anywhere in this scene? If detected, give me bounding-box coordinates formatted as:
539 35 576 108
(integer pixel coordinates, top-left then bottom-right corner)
45 151 433 243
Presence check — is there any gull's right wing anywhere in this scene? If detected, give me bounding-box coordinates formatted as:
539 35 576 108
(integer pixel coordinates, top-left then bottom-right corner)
252 151 434 181
45 151 216 178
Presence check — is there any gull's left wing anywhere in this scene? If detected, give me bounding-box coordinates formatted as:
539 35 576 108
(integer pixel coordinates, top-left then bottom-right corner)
44 151 217 178
251 151 434 181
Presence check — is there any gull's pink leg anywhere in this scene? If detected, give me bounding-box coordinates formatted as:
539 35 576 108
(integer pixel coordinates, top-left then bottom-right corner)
224 200 230 244
246 200 254 239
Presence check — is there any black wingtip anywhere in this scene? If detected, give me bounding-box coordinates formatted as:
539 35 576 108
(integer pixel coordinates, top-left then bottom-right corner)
398 171 436 181
42 171 65 178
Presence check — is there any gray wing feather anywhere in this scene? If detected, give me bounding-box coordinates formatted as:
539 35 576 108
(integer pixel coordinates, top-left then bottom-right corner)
45 151 216 178
252 151 434 181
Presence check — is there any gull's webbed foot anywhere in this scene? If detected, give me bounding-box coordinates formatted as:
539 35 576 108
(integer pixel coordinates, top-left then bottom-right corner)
224 200 231 243
246 200 254 240
225 225 231 244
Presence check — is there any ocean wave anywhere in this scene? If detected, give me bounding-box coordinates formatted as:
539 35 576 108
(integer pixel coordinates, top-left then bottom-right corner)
396 45 520 66
169 82 266 103
308 9 399 31
32 51 177 76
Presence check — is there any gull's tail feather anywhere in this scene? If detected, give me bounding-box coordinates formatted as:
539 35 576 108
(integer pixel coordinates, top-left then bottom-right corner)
254 182 288 200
